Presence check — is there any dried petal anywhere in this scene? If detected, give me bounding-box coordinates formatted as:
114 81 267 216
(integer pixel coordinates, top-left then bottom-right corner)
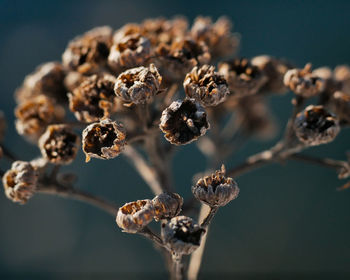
152 192 183 221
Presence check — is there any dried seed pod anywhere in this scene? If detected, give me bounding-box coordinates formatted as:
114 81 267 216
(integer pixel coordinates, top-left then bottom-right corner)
108 34 152 72
183 65 229 107
155 38 211 82
15 95 65 142
218 58 267 97
2 161 38 204
15 62 67 104
160 99 210 145
284 64 325 98
62 26 113 74
334 65 350 94
64 71 85 92
0 111 6 142
82 118 126 162
116 199 155 233
39 125 80 165
162 216 205 255
114 64 162 104
294 105 340 146
191 16 239 59
152 192 183 221
329 91 350 124
68 73 117 123
113 23 141 43
192 165 239 207
251 55 292 94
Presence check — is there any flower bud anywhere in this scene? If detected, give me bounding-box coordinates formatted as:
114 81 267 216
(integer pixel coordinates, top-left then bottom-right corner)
114 64 162 105
152 192 183 221
82 118 126 162
183 65 229 107
39 125 80 165
116 199 155 233
294 105 340 146
162 216 205 255
192 165 239 207
2 161 38 204
160 98 210 145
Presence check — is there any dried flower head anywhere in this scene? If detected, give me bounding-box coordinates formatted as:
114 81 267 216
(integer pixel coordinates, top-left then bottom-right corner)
2 161 38 204
15 62 67 104
114 64 162 105
162 216 205 255
68 73 117 123
160 99 209 145
192 165 239 207
191 16 239 59
116 199 155 233
284 64 325 98
0 111 6 142
15 95 65 141
218 58 267 97
108 34 152 72
39 125 80 165
183 65 229 107
294 105 340 146
62 26 112 74
155 38 211 82
82 118 126 162
64 71 85 92
251 55 292 94
329 91 350 124
152 192 183 221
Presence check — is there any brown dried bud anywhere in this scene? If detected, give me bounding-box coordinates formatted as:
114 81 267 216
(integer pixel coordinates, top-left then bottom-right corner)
113 23 141 43
184 65 229 107
15 62 67 104
62 26 112 74
191 16 239 59
329 91 350 124
64 71 84 92
82 118 126 162
39 125 80 165
108 34 152 72
116 199 155 233
162 216 205 255
218 58 267 97
0 111 6 142
68 73 117 123
152 192 183 221
114 64 162 105
155 38 211 82
192 165 239 207
2 161 38 204
294 105 340 146
251 55 292 94
160 99 210 145
284 64 325 98
15 95 65 142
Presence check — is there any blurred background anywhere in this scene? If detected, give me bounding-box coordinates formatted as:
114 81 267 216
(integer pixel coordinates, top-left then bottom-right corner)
1 0 350 279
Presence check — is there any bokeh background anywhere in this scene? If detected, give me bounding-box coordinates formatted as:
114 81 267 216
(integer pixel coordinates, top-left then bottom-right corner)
1 0 350 279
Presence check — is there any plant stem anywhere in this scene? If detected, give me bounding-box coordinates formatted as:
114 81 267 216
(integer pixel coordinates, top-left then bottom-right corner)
200 206 219 228
172 254 183 280
138 226 165 248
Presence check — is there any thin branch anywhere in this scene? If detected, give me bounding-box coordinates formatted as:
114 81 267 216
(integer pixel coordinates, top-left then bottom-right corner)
138 226 165 249
172 254 183 280
200 206 218 228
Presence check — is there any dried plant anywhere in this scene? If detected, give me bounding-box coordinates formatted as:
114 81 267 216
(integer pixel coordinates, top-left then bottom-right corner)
1 16 350 280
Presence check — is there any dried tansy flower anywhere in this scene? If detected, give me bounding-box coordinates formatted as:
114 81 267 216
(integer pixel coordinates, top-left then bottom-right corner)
218 58 267 97
2 161 38 204
184 65 229 107
160 99 209 145
62 26 112 74
15 95 65 141
162 216 205 255
114 64 162 104
116 199 155 233
39 125 80 165
68 73 117 122
329 91 350 124
0 111 6 142
284 64 325 98
108 34 152 72
152 192 183 221
294 105 340 146
192 165 239 207
82 118 126 162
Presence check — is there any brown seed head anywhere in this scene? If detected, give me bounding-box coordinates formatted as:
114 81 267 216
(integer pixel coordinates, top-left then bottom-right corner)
2 161 38 204
334 65 350 94
152 192 183 221
184 65 229 107
160 99 210 145
82 118 126 162
116 199 155 233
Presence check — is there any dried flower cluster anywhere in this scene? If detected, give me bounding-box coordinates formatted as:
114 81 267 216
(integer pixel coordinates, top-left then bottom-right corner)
1 15 350 280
